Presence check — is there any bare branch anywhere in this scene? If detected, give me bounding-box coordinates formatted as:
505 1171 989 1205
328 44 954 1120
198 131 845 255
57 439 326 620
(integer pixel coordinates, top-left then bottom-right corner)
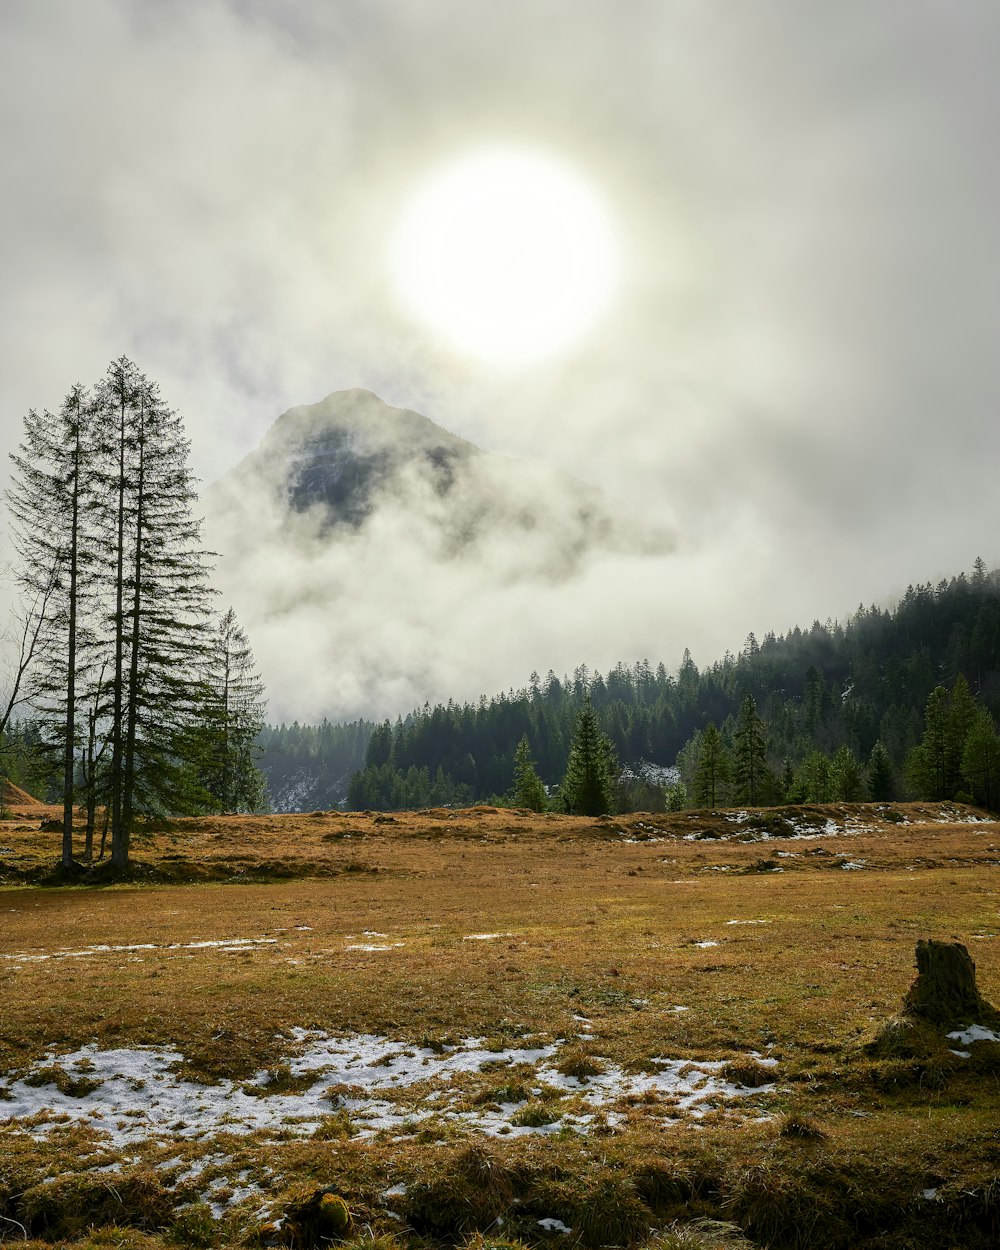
0 557 61 739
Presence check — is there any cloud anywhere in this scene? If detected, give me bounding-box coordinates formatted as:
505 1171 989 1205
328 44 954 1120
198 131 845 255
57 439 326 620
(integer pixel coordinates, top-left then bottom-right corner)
3 1 1000 721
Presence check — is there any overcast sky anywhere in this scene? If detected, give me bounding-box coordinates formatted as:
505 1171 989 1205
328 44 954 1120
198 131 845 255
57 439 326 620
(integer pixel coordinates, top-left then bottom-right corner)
3 1 1000 721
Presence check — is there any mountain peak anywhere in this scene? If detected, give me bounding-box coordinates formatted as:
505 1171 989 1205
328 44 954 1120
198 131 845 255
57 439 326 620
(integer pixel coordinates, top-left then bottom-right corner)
218 389 478 529
265 389 478 459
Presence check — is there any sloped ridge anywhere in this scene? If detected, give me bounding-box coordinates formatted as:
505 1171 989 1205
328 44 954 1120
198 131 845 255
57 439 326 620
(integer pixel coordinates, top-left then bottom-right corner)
2 778 42 806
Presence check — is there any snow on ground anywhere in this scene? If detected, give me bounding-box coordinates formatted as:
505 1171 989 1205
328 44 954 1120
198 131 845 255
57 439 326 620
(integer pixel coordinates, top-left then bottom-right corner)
947 1024 1000 1046
0 1032 776 1147
1 937 278 963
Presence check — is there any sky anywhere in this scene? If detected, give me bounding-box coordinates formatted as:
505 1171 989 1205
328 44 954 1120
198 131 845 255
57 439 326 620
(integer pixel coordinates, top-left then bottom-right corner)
3 0 1000 722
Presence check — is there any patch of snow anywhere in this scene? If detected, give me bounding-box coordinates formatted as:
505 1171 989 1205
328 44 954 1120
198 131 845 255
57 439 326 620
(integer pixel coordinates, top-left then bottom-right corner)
463 933 512 941
946 1024 1000 1045
1 937 278 963
922 1188 939 1200
345 943 404 952
693 941 719 949
0 1032 775 1146
725 920 770 926
619 761 679 787
538 1218 572 1233
949 1049 972 1059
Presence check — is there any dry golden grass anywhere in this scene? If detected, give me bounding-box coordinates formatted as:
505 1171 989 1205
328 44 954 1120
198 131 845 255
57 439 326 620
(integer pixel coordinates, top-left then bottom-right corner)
1 801 1000 1249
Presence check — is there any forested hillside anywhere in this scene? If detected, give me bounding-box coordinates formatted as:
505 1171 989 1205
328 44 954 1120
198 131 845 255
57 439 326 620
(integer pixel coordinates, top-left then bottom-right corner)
336 559 1000 811
259 719 374 812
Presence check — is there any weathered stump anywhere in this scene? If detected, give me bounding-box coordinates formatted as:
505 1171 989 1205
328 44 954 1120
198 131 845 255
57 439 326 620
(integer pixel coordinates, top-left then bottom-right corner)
902 939 999 1027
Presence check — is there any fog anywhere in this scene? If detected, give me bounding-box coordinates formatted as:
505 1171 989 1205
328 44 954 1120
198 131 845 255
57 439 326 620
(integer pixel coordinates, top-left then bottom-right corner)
3 1 1000 722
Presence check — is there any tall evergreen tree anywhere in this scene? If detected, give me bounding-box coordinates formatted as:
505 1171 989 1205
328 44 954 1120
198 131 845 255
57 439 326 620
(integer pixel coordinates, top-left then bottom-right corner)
511 736 546 811
831 744 865 801
866 741 896 801
796 750 833 803
962 707 1000 810
693 722 728 808
906 686 952 800
561 698 616 815
733 694 769 804
92 358 217 864
203 607 268 812
6 385 99 866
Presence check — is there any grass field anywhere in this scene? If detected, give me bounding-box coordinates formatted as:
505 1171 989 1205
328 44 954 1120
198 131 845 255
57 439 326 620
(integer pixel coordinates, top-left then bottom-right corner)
1 800 999 1249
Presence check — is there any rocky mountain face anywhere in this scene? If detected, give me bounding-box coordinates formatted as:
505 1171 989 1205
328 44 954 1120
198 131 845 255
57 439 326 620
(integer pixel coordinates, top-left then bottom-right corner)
208 389 666 572
226 389 476 532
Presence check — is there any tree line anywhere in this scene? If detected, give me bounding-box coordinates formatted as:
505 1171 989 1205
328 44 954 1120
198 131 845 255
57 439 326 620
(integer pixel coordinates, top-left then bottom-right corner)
1 357 268 867
338 560 1000 813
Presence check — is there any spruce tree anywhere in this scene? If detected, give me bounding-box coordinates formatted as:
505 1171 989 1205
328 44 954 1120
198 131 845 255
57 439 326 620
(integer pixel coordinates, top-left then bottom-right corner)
511 736 547 811
831 744 865 801
906 686 951 800
962 707 1000 810
693 722 728 809
561 698 616 815
797 750 833 803
906 679 978 802
6 385 100 866
92 358 217 863
733 694 769 804
203 607 268 812
866 741 895 801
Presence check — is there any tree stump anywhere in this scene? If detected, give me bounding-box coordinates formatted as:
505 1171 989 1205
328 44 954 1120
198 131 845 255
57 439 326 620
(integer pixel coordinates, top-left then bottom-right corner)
902 939 999 1027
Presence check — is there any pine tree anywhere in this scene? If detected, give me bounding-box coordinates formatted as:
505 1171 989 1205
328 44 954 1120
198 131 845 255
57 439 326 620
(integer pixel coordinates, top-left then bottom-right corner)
92 358 217 863
733 694 769 804
866 741 895 801
6 385 100 866
906 679 977 802
831 744 865 801
906 686 951 800
693 722 728 808
511 736 546 811
962 707 1000 810
203 608 268 812
797 750 833 803
561 698 616 815
664 780 688 811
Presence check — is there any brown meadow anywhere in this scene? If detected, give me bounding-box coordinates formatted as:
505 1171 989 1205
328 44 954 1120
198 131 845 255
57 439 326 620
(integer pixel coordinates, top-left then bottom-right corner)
1 801 999 1249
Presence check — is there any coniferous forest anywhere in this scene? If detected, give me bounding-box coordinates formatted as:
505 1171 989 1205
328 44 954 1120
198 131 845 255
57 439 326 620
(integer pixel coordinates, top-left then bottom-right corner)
4 371 999 827
294 559 1000 813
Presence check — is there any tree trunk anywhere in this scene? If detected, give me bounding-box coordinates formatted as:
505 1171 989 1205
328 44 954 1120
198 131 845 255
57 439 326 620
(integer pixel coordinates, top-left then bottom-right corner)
903 939 998 1026
61 413 82 868
122 406 145 839
110 379 129 868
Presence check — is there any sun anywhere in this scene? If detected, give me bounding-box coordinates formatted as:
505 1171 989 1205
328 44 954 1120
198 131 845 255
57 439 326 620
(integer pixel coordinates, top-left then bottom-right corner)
389 146 621 365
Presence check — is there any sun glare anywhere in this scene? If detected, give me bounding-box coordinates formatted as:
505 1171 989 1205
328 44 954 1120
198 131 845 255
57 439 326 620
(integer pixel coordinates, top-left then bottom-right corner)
389 146 621 365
